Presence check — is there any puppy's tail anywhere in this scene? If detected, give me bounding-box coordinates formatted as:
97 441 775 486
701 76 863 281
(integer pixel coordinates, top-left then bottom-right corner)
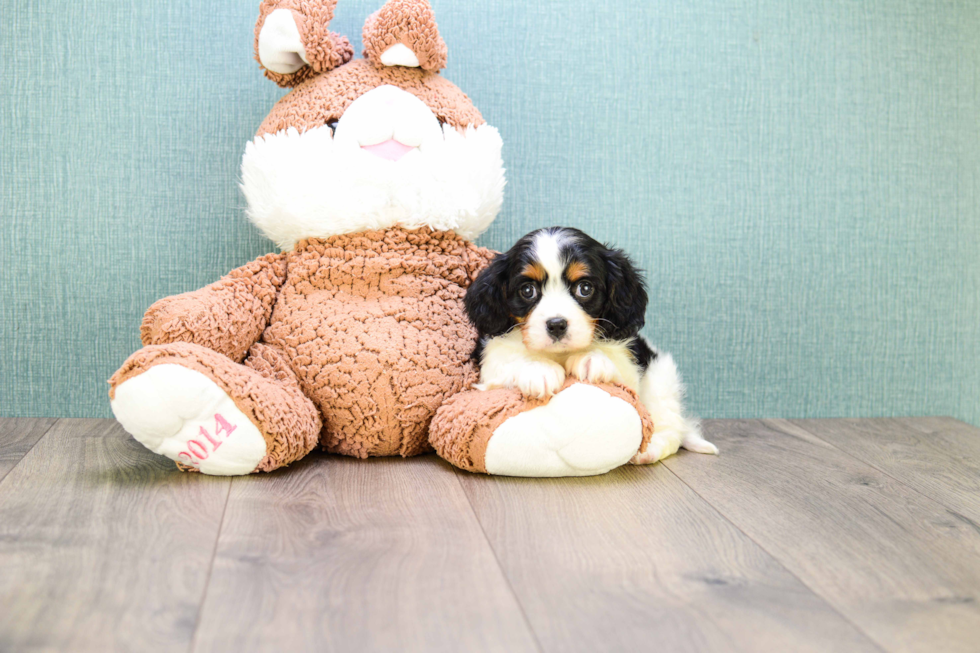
641 348 718 456
679 419 719 455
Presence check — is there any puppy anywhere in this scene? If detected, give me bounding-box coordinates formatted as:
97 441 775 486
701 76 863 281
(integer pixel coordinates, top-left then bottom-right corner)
465 227 717 463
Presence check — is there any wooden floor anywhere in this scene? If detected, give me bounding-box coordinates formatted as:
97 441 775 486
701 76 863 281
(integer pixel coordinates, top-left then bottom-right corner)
1 418 979 652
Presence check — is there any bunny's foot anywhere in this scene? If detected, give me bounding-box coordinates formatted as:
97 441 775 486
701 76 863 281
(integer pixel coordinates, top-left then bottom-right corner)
431 380 654 477
110 342 321 475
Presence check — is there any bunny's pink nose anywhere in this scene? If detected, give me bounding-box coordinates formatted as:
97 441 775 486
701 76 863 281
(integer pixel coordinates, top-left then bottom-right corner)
362 139 416 162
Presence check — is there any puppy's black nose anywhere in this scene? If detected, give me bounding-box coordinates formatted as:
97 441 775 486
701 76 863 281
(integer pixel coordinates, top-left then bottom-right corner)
546 317 568 340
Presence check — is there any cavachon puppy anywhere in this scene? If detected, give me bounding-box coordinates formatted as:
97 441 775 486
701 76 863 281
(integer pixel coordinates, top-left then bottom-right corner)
465 227 718 462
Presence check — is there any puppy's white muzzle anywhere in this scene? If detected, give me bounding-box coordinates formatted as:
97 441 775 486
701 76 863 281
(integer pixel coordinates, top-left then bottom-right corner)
525 292 594 353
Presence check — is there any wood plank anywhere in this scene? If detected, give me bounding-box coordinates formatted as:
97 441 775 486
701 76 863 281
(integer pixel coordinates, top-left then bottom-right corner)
456 462 881 653
0 419 230 653
192 455 539 653
788 417 980 523
664 419 980 653
0 418 58 481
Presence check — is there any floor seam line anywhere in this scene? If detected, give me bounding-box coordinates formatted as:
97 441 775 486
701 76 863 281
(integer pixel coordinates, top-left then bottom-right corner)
450 467 546 653
188 477 233 653
0 418 61 487
775 418 980 520
661 451 889 653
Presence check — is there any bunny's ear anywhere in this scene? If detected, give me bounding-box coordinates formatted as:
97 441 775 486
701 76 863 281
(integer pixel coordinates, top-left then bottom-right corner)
362 0 448 73
254 0 354 87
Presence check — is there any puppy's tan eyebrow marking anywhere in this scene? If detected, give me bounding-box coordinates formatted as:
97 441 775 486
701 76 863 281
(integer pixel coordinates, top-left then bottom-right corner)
565 261 590 282
521 262 547 282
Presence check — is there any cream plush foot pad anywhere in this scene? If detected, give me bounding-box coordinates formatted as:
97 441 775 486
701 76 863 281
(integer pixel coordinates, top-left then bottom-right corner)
484 384 643 477
110 364 267 476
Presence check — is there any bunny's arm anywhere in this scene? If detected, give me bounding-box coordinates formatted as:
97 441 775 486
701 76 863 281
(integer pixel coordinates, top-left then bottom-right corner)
140 253 288 362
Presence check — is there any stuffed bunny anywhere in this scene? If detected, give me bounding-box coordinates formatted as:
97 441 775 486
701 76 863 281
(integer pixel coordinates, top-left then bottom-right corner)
109 0 655 477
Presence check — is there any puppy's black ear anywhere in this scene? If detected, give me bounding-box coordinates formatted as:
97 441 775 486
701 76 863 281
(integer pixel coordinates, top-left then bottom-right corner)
465 253 512 338
600 248 648 341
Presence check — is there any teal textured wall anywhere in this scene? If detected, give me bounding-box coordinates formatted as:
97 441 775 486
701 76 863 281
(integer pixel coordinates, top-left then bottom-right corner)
1 0 978 424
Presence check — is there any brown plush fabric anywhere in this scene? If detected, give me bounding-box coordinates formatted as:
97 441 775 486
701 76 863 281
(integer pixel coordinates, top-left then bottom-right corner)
261 227 495 458
255 0 354 88
256 59 484 137
108 341 322 473
253 0 482 135
428 386 525 473
362 0 448 72
430 379 656 474
139 253 288 363
112 226 495 472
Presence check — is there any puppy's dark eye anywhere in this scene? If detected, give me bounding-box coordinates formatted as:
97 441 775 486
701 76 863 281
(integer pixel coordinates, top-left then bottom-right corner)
575 281 594 299
519 283 538 300
327 119 340 134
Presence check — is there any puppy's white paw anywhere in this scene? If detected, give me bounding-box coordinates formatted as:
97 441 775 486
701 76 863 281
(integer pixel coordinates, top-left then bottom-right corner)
683 436 719 455
566 350 622 385
630 444 663 465
631 429 684 465
517 360 566 398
